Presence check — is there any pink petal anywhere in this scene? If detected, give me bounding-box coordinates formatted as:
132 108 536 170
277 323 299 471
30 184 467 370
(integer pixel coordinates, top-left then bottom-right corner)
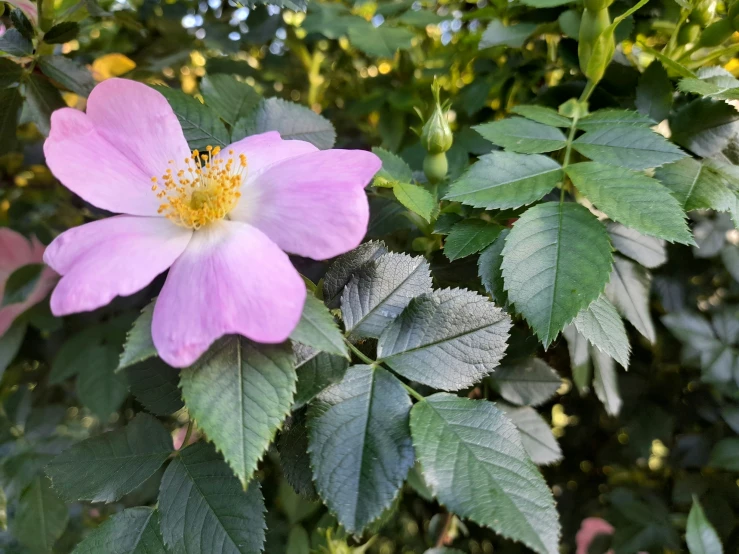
223 131 318 178
230 149 380 260
44 79 190 216
45 216 192 315
576 518 614 554
0 228 56 336
152 221 306 367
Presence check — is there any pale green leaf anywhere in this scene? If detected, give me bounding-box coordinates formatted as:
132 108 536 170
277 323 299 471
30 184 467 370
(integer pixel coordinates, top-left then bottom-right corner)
562 325 592 394
592 348 622 416
290 295 349 358
491 358 561 406
479 20 538 49
572 127 686 170
159 442 266 554
118 300 156 370
410 394 560 554
510 105 570 127
46 413 173 503
393 182 437 222
686 497 723 554
605 256 655 343
577 109 655 132
566 162 692 244
573 295 630 369
501 202 613 346
181 337 296 488
348 25 414 57
474 118 567 154
323 241 387 308
500 405 562 465
372 146 413 183
607 222 667 269
377 288 511 390
443 220 502 261
445 152 562 209
201 74 261 126
308 365 414 533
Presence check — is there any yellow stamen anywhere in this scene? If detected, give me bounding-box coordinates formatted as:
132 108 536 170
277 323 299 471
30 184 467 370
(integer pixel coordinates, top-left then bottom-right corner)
152 146 248 229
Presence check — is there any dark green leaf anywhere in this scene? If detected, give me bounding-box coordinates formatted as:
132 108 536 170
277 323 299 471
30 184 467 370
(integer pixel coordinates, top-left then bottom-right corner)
510 105 570 127
342 252 433 339
670 98 739 157
290 295 349 358
605 256 655 343
708 438 739 471
577 109 655 131
2 263 43 307
478 229 509 306
0 59 23 89
479 19 538 49
655 158 737 215
76 344 129 419
43 22 80 44
71 507 167 554
278 409 317 498
0 29 33 57
159 442 266 554
500 405 562 465
474 117 567 154
24 74 66 136
308 365 414 533
123 358 183 416
572 127 686 171
293 344 349 410
501 202 613 346
180 337 296 488
410 394 560 554
10 8 34 40
372 146 413 183
0 321 26 381
491 358 561 406
0 86 22 151
233 97 335 149
607 222 667 269
635 62 673 122
592 348 621 416
445 152 562 210
201 74 261 126
118 300 157 370
377 289 511 390
45 413 173 503
153 85 229 150
323 240 387 309
562 325 591 394
566 162 692 244
686 497 723 554
12 477 68 553
38 55 95 96
443 220 502 261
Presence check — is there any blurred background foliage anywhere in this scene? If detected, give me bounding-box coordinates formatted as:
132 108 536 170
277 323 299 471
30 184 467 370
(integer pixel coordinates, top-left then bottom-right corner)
1 0 739 552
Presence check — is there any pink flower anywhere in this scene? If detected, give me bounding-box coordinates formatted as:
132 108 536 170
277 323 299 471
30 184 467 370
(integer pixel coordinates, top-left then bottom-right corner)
0 228 57 336
43 78 381 367
6 0 38 25
576 518 614 554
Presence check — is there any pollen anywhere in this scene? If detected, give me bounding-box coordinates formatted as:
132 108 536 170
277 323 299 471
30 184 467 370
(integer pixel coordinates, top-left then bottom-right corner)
152 146 247 229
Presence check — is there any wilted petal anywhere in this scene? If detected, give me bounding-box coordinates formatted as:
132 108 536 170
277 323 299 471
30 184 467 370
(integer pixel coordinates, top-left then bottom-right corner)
152 221 306 367
45 216 192 315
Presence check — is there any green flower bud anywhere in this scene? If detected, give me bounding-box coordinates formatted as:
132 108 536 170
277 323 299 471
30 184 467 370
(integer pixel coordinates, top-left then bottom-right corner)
423 151 448 184
690 0 716 26
421 78 453 154
578 8 614 82
698 17 734 46
678 22 701 44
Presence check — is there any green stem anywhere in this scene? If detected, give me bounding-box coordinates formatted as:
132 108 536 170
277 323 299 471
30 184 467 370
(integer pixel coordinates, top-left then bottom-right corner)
345 340 377 366
665 9 689 57
560 80 596 201
401 382 426 402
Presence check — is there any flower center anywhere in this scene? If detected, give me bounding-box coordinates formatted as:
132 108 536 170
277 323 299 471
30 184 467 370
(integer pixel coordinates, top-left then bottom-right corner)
151 146 247 229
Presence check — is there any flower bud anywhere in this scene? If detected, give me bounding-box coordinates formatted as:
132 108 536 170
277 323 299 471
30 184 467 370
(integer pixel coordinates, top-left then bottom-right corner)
421 79 453 155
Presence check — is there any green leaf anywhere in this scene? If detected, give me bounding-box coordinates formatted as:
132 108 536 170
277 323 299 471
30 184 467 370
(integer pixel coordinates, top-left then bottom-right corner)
577 109 655 132
1 263 43 307
474 118 567 154
478 229 509 306
348 25 415 57
234 97 336 149
38 55 95 96
12 477 68 553
479 19 538 48
566 162 692 244
708 438 739 471
76 344 129 419
592 348 621 416
159 442 266 554
123 358 183 416
201 74 261 127
410 394 560 554
655 158 737 216
293 345 349 410
50 330 106 384
501 202 613 346
323 241 387 309
635 61 673 123
308 365 414 533
152 85 229 150
491 358 562 406
372 146 413 183
43 21 80 44
45 413 173 502
607 222 667 269
670 98 739 157
443 220 502 261
572 127 686 170
71 507 167 554
397 9 448 25
0 59 23 89
10 8 34 39
721 245 739 283
180 336 296 488
24 74 65 136
510 105 571 127
679 68 739 101
118 300 157 370
278 409 318 499
0 321 26 381
500 405 562 465
686 497 723 554
0 29 32 57
573 295 630 369
290 295 349 358
605 255 655 343
445 152 562 210
342 252 433 339
377 289 511 390
393 182 437 222
0 86 22 151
